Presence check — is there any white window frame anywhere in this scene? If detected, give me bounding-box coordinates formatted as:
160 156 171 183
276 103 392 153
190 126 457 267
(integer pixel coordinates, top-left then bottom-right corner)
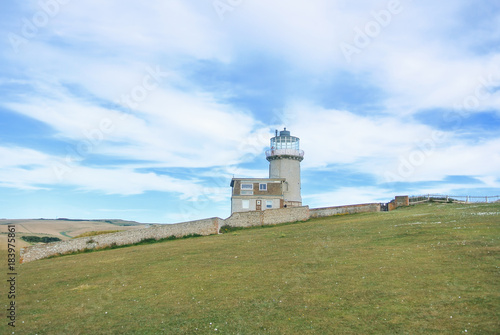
241 183 254 195
266 200 273 209
259 183 267 191
242 200 250 209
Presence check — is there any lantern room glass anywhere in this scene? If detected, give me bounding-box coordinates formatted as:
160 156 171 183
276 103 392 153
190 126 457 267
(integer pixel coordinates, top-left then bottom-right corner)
270 136 300 150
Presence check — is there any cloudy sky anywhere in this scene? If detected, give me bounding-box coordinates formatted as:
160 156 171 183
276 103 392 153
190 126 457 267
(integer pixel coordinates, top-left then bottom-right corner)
1 0 499 223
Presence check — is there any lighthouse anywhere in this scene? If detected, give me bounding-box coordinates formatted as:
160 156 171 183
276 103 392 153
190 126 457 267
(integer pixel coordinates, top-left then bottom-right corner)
266 128 304 207
230 128 304 213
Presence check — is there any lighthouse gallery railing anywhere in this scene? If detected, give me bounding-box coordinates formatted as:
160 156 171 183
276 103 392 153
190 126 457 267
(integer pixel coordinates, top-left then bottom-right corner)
265 149 304 158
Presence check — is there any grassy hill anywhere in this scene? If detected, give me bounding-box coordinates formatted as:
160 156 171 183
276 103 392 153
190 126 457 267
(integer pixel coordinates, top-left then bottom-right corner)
3 202 499 334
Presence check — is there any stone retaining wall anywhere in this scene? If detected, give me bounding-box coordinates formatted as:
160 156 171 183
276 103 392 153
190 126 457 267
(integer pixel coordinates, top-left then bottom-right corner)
222 206 310 228
20 217 220 263
222 210 262 228
309 203 380 218
262 206 310 225
20 201 385 263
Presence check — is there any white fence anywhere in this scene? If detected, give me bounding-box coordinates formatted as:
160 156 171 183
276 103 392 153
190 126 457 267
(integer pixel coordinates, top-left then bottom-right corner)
409 194 500 204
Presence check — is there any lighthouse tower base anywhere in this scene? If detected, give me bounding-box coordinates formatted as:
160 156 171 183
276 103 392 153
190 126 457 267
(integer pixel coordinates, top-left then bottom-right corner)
269 157 302 207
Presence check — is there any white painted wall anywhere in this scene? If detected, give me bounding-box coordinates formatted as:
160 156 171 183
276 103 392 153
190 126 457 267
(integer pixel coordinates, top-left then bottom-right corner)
269 158 301 205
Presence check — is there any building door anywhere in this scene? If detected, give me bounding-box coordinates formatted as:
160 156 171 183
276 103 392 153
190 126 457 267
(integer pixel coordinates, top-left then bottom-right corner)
256 200 262 211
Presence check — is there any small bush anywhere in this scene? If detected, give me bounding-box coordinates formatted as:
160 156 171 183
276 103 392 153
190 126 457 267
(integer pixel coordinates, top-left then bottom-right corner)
21 236 62 243
136 238 157 245
182 233 202 239
219 225 243 233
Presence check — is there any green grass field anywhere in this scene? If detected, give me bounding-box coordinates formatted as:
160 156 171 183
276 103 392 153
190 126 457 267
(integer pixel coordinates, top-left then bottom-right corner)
2 202 499 334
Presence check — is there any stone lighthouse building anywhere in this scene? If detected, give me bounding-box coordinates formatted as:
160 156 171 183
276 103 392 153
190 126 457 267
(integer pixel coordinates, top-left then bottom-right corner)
230 128 304 213
266 128 304 207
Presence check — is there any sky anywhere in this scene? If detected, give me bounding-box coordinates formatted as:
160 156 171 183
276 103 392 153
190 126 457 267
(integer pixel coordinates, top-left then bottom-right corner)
1 0 499 223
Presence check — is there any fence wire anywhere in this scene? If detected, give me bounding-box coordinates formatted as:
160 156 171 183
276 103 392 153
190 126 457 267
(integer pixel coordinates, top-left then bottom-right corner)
409 194 500 204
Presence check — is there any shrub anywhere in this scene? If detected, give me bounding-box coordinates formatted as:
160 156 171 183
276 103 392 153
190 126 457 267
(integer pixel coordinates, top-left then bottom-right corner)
182 233 202 239
21 236 62 243
219 225 243 233
136 238 157 245
41 236 62 243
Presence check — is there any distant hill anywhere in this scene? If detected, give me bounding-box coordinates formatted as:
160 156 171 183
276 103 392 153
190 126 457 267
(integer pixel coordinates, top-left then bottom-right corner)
51 218 142 226
0 218 147 250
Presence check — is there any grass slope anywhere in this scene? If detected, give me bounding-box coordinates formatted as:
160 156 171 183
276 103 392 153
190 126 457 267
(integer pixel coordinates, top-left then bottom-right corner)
4 203 500 334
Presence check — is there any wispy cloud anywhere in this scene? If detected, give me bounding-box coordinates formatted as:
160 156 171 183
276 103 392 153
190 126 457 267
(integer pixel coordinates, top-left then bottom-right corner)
0 145 227 199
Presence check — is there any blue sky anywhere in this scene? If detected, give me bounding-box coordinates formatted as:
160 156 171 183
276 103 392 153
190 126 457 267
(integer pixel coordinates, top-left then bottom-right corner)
1 0 499 223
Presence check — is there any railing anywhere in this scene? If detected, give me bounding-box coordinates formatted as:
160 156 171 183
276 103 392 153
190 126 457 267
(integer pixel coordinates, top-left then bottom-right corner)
265 149 304 158
409 194 500 204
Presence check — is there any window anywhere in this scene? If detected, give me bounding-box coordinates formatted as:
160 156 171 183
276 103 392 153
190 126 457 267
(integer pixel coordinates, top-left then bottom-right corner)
266 200 273 209
241 183 253 195
259 183 267 191
242 200 250 209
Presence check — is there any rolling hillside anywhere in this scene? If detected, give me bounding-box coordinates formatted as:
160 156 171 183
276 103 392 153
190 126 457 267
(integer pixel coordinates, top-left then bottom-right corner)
3 202 499 334
0 219 146 250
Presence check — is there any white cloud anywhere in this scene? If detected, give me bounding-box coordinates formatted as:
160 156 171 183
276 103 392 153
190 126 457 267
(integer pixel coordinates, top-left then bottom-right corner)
374 51 500 115
0 146 53 168
9 0 500 117
222 0 344 69
284 102 500 186
304 186 394 208
4 81 271 168
387 138 500 183
49 0 226 60
0 145 227 198
285 102 436 166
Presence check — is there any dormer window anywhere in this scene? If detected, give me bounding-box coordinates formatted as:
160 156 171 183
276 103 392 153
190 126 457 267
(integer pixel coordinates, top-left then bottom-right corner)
241 183 253 195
